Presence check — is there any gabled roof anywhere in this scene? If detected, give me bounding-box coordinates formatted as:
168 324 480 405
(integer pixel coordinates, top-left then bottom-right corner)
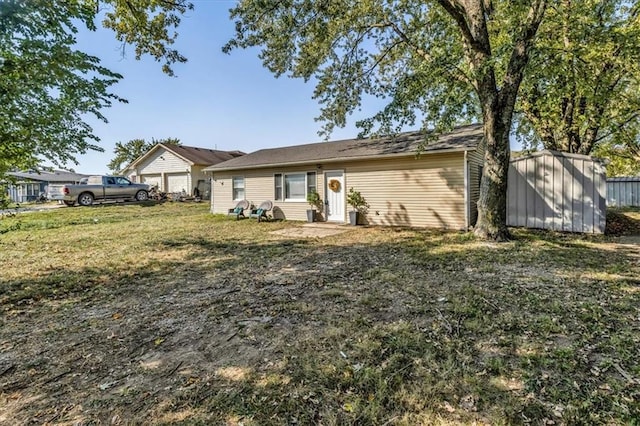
7 170 89 183
204 124 483 172
167 145 245 166
126 144 245 171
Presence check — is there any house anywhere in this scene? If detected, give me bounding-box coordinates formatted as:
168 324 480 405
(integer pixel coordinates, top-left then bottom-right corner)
204 124 485 229
5 170 88 202
121 144 245 198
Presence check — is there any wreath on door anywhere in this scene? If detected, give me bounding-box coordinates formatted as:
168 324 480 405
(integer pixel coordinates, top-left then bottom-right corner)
328 179 341 192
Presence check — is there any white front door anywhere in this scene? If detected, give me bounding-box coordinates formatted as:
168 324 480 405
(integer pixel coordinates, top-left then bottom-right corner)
325 170 345 222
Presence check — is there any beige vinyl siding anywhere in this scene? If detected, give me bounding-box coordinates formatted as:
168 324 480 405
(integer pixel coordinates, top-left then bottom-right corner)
135 148 192 193
212 165 321 220
466 141 485 227
191 166 209 188
189 166 212 196
212 152 467 229
138 148 190 174
340 153 466 229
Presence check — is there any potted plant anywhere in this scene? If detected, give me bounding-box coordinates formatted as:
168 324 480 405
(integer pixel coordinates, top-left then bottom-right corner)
346 187 369 225
306 189 322 222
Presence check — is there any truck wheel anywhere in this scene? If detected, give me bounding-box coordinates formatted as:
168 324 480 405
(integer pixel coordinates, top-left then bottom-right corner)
63 201 75 207
135 190 149 201
78 192 94 206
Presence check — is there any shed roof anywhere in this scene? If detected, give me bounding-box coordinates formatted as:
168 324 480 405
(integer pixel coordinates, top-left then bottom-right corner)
204 124 483 172
607 176 640 181
510 149 607 163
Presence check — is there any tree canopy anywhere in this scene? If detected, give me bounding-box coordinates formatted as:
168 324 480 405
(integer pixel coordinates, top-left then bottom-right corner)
594 137 640 176
0 0 191 180
108 137 180 172
0 0 123 178
516 0 640 158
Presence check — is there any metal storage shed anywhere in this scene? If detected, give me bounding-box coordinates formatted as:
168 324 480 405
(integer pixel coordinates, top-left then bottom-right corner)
507 151 607 234
607 177 640 207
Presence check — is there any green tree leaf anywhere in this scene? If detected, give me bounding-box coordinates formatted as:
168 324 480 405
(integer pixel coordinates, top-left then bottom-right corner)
0 0 191 180
516 0 640 159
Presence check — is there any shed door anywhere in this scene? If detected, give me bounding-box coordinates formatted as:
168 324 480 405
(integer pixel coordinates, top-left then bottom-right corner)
166 173 189 193
325 170 345 222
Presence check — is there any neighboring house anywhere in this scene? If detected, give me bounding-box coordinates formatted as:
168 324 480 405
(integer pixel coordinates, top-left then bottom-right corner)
204 124 485 229
121 144 245 198
5 170 89 202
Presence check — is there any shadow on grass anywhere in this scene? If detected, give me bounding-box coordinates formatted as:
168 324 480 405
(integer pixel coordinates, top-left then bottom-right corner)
606 208 640 236
1 231 639 424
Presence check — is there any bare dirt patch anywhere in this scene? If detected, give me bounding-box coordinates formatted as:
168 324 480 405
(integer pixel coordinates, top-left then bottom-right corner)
270 223 351 238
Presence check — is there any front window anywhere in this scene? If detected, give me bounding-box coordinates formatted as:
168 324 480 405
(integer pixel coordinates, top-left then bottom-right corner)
275 172 317 201
232 176 245 200
27 183 39 196
285 173 306 201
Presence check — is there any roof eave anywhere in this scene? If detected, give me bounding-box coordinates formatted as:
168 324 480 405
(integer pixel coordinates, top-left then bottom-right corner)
125 144 195 172
203 146 475 173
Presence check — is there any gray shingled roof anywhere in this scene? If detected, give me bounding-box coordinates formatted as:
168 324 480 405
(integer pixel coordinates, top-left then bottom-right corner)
7 170 89 183
205 124 483 172
125 145 245 171
166 145 245 166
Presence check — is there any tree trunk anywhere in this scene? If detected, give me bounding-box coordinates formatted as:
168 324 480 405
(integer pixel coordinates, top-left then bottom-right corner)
474 112 512 241
438 0 546 241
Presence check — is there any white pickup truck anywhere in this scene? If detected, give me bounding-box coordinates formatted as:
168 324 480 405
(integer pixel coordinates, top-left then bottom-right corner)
62 176 150 206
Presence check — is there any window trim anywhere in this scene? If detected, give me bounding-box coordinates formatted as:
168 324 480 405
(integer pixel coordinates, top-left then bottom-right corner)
307 171 317 195
275 171 318 202
232 176 245 201
274 173 283 201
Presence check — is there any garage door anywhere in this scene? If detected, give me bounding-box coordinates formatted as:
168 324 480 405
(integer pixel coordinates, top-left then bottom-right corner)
141 174 162 190
166 173 189 193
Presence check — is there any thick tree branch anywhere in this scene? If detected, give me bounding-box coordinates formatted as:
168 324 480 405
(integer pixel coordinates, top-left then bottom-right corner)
434 0 474 45
385 20 475 88
499 0 547 114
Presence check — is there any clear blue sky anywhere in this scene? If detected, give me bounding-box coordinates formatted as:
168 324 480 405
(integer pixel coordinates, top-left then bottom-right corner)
66 0 390 174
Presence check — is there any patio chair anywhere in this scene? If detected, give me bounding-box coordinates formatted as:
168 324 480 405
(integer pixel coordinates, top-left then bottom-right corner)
249 200 273 222
228 200 250 220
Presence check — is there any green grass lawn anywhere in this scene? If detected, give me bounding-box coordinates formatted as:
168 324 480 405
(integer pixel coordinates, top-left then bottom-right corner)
1 203 639 425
